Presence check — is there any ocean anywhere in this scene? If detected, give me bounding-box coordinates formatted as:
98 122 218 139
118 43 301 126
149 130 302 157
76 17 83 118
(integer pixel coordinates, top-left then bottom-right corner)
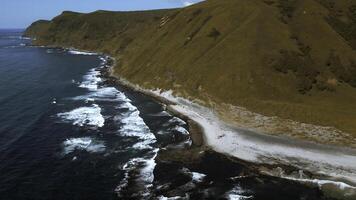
0 29 334 200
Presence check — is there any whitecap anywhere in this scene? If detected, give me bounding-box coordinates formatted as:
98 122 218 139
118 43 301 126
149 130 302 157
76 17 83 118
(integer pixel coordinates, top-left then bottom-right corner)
63 137 105 154
57 104 105 127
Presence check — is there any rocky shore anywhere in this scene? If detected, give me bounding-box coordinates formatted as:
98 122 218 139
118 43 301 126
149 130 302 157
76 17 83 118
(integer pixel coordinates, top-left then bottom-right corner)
97 54 356 199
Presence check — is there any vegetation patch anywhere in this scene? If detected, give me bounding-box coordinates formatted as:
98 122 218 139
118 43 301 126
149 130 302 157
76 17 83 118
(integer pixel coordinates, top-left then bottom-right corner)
323 3 356 50
207 27 221 40
326 51 356 87
275 50 319 93
278 0 297 23
187 9 203 23
184 15 212 45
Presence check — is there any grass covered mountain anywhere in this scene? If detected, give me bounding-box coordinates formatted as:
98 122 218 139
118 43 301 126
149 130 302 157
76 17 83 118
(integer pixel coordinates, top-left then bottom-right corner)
25 0 356 147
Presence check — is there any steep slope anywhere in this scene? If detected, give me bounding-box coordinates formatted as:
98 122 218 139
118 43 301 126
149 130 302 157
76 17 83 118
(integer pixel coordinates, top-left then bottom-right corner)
25 0 356 147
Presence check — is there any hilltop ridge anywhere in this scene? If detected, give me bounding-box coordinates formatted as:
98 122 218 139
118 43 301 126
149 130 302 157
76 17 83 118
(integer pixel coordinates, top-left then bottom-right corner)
25 0 356 147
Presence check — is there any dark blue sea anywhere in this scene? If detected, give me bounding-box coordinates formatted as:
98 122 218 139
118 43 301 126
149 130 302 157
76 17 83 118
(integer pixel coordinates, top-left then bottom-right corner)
0 29 331 200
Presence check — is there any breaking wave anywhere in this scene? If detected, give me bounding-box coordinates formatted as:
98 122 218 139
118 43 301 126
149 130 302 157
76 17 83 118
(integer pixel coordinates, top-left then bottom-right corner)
57 104 105 128
63 137 106 154
67 49 99 56
225 186 253 200
79 68 102 91
115 149 159 198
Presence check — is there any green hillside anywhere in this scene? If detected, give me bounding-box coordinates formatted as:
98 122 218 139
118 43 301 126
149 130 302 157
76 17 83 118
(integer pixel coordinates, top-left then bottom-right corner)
25 0 356 147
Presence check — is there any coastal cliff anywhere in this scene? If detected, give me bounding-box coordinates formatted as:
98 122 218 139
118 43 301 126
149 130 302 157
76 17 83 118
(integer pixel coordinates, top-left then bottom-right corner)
25 0 356 147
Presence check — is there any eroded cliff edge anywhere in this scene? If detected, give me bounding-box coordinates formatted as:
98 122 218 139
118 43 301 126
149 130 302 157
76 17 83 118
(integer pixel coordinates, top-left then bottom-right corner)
25 0 356 148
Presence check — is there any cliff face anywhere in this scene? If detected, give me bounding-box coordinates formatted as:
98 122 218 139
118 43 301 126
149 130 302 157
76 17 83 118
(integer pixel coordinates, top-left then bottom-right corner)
25 0 356 146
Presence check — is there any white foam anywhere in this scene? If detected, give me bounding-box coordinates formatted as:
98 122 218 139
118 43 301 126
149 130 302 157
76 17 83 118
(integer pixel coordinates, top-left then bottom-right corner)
191 172 206 183
46 49 54 54
67 49 98 56
85 98 95 103
115 94 156 150
168 117 187 125
225 186 253 200
72 87 123 102
99 56 107 62
79 69 102 91
150 111 171 117
74 67 156 150
173 126 189 135
113 90 160 197
63 137 105 154
57 104 105 127
116 149 159 197
117 101 136 111
20 36 31 40
158 196 186 200
118 109 156 149
283 176 356 190
4 45 22 49
4 36 21 39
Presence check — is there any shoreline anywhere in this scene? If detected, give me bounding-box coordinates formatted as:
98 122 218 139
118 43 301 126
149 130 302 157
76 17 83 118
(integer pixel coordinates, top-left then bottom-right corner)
101 58 356 194
31 45 356 198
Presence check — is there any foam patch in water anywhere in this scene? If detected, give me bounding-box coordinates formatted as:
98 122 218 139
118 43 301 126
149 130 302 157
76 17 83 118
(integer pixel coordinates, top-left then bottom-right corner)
20 36 31 40
168 117 187 125
79 69 102 91
72 87 124 102
283 176 356 190
63 137 105 154
117 101 136 112
150 111 171 117
225 186 253 200
173 126 189 135
57 104 105 127
67 49 98 56
158 195 187 200
191 172 206 183
116 149 159 198
117 100 156 150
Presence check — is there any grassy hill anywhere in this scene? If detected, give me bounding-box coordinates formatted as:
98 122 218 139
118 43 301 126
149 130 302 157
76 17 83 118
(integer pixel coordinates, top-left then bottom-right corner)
25 0 356 147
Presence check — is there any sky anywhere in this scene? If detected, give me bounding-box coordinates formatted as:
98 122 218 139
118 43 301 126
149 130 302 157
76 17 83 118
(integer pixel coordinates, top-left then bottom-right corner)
0 0 203 29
